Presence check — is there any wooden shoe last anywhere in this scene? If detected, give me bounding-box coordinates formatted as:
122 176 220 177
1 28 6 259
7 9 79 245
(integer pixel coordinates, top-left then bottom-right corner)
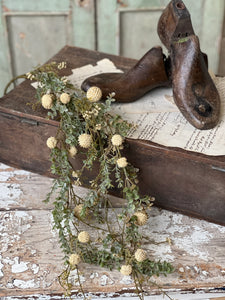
157 0 195 50
171 35 220 130
158 0 220 129
81 46 170 103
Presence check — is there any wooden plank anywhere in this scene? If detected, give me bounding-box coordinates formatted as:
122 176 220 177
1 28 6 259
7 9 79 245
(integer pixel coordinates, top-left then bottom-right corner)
119 8 165 59
71 0 96 50
1 163 225 297
200 0 225 73
0 0 96 95
96 0 118 54
0 3 13 96
2 0 71 12
2 293 225 300
6 14 70 77
218 12 225 76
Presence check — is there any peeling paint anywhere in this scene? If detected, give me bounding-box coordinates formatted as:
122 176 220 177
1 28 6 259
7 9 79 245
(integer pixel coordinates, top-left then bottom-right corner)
68 268 86 286
120 275 133 285
99 274 114 286
1 163 225 296
148 209 223 261
30 263 39 274
13 278 40 289
90 272 99 279
0 255 4 277
11 257 28 273
0 211 33 252
0 183 21 207
0 164 31 209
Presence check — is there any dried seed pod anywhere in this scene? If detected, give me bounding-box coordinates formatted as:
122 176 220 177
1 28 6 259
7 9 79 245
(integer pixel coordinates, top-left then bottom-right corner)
120 265 132 276
78 231 90 243
86 86 102 102
134 249 147 262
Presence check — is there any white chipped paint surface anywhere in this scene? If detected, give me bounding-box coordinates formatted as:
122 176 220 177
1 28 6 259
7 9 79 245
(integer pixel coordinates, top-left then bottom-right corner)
11 257 29 273
1 163 225 298
68 269 86 286
2 292 225 299
99 274 114 286
0 163 31 209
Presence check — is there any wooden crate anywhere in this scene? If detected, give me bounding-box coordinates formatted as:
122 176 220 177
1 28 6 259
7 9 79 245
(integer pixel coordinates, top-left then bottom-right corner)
0 45 225 225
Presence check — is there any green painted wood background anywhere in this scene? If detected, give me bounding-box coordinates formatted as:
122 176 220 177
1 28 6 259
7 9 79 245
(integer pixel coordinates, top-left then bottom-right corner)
0 0 224 96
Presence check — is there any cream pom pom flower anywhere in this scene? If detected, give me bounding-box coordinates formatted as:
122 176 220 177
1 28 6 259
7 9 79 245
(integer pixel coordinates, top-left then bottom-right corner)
46 137 57 149
86 86 102 102
120 265 132 276
78 133 92 148
78 231 90 243
74 204 83 218
60 92 70 104
134 211 148 226
116 157 128 168
41 94 53 109
69 253 81 266
69 146 77 157
111 134 123 146
74 204 89 219
134 249 147 262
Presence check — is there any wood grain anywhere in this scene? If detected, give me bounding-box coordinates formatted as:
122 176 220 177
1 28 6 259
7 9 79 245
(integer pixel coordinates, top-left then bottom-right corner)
0 45 225 225
1 162 225 298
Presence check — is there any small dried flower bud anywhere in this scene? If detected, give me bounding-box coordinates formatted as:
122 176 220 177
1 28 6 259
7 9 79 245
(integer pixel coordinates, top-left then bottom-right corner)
134 249 147 262
74 204 83 218
134 211 148 226
58 61 67 69
166 237 172 245
117 157 128 168
95 105 101 111
69 146 77 157
61 76 68 83
120 265 132 276
78 231 90 243
69 253 81 265
41 94 53 109
95 124 101 131
72 171 79 178
86 86 102 102
46 137 57 149
111 134 123 146
78 133 92 148
60 93 70 104
26 72 35 80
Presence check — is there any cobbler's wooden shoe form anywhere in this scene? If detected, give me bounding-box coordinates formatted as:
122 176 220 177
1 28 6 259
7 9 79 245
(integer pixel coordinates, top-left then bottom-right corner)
157 0 195 50
157 0 220 129
81 46 170 103
157 0 208 67
171 35 220 130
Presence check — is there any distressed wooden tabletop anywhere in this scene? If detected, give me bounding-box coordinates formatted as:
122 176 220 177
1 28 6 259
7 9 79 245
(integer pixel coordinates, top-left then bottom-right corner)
0 162 225 299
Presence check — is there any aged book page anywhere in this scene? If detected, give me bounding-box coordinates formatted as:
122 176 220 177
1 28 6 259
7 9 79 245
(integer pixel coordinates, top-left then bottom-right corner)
33 59 225 156
67 59 225 156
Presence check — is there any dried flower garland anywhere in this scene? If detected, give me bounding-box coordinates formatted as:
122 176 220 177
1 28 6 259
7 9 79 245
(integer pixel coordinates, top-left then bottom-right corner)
23 62 174 300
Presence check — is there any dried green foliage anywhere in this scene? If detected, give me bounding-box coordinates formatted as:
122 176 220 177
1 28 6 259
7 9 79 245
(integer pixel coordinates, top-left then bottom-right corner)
27 62 174 300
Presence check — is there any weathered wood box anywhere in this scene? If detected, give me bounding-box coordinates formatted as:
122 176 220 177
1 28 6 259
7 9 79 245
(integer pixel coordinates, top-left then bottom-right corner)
0 46 225 225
